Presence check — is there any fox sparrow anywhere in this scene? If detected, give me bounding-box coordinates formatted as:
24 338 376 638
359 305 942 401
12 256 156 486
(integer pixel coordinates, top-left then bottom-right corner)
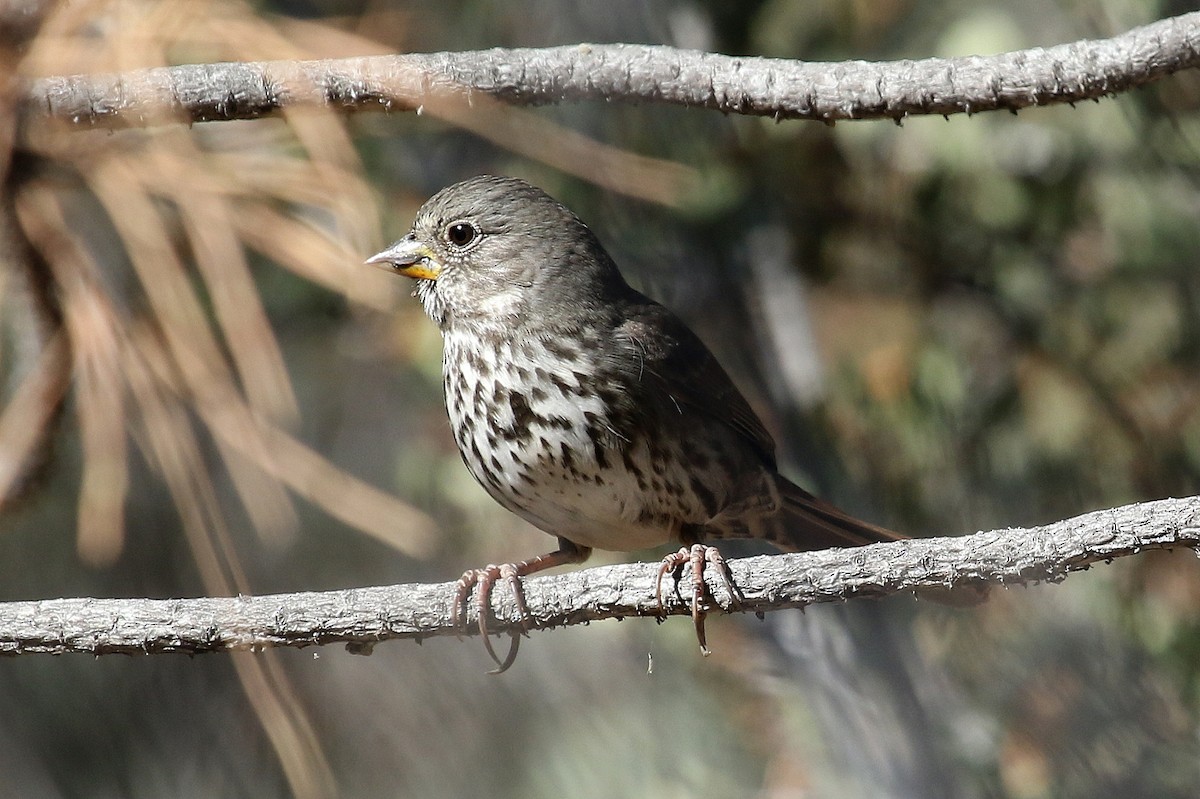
368 175 902 672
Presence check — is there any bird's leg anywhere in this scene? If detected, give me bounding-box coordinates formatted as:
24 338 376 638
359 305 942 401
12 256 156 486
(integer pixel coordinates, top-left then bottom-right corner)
453 538 591 674
656 543 744 656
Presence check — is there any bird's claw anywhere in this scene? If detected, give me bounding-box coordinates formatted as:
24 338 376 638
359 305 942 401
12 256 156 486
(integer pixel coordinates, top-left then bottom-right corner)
450 544 588 673
655 544 743 655
453 564 530 674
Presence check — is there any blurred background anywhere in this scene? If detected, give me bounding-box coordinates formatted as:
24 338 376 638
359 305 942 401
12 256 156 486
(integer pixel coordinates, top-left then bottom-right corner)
1 0 1198 796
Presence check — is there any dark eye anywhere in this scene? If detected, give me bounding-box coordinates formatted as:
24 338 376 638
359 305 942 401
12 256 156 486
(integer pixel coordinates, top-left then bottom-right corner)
444 221 478 249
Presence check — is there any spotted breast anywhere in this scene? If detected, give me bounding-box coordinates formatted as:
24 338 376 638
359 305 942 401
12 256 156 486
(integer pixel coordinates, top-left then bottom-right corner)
442 318 735 552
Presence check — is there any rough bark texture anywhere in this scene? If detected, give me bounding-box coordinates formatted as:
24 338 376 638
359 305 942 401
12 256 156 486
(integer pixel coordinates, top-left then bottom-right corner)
1 496 1197 657
24 13 1200 130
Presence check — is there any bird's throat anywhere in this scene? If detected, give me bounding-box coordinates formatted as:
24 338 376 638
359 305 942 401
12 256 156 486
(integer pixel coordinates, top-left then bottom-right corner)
413 278 446 326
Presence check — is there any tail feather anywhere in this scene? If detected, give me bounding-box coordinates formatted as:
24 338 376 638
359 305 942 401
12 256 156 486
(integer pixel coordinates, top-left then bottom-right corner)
768 476 904 552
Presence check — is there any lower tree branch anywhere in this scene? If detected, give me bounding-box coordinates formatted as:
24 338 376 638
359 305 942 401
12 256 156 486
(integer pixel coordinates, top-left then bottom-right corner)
2 495 1197 657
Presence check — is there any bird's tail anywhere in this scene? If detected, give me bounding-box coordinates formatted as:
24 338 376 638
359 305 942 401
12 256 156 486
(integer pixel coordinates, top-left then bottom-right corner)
764 476 904 552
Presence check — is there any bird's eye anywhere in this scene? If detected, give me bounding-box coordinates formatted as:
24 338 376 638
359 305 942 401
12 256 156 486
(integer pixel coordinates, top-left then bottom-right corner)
444 221 479 249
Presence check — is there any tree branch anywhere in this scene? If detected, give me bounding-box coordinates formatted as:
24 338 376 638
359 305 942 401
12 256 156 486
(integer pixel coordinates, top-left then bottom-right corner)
23 13 1200 131
2 496 1197 657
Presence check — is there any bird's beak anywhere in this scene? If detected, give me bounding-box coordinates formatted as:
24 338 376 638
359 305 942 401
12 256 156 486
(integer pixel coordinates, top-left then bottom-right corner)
365 236 442 280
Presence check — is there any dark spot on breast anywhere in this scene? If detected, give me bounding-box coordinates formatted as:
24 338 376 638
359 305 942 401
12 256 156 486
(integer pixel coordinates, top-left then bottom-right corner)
543 337 577 361
648 443 668 467
621 448 643 480
481 469 504 491
637 508 661 525
548 373 574 397
581 411 618 469
506 392 535 439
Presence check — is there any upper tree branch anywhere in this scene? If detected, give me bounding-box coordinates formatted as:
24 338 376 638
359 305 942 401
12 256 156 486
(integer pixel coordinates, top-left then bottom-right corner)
2 496 1197 657
24 13 1200 130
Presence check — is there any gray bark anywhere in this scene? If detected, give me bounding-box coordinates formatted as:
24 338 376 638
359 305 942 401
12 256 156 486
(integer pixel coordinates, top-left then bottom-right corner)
24 13 1200 130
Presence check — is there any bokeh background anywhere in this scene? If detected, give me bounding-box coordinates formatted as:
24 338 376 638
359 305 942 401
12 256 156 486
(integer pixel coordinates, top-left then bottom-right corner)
1 1 1198 797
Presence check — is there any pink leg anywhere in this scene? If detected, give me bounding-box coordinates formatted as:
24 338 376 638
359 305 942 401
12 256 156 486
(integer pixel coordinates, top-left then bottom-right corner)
454 541 591 674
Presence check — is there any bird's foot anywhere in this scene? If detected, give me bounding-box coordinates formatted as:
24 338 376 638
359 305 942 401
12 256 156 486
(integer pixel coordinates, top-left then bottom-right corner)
453 564 526 674
451 543 591 674
655 544 744 656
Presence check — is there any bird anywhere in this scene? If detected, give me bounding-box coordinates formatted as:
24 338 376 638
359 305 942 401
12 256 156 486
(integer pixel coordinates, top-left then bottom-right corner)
367 175 904 672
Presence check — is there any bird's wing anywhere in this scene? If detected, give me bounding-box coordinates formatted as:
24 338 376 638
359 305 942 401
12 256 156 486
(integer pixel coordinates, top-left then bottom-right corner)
611 302 778 468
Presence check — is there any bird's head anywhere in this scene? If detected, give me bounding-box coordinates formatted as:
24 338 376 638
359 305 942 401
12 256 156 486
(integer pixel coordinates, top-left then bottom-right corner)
367 175 621 330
